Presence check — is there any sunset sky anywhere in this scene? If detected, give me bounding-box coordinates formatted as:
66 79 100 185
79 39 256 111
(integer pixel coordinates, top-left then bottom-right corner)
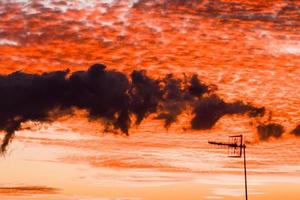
0 0 300 200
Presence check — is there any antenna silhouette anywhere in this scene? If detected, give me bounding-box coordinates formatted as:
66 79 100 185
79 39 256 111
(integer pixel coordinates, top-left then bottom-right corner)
208 135 248 200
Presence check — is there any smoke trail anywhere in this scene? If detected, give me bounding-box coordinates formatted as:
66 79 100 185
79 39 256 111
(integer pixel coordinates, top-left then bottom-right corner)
291 125 300 136
0 69 69 152
192 95 265 130
256 123 285 141
0 64 265 152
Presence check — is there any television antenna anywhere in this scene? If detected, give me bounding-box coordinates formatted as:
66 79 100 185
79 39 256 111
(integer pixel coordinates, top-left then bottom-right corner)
208 135 248 200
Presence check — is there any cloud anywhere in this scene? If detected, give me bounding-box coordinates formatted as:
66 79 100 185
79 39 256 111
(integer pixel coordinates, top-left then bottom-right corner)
0 64 265 152
0 186 58 195
256 123 285 140
133 0 299 26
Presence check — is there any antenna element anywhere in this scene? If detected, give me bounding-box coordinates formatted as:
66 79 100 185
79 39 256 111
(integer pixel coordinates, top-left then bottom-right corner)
208 135 248 200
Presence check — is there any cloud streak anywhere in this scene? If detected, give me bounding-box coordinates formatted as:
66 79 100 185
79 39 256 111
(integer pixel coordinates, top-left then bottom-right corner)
0 186 58 195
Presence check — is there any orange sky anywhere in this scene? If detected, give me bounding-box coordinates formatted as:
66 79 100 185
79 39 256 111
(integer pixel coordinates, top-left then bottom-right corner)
0 0 300 199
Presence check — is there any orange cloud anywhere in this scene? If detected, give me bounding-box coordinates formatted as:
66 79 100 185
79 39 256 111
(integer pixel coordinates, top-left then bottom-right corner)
0 186 59 196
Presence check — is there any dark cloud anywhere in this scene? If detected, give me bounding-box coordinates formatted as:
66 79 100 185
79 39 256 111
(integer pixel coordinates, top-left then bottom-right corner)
257 123 285 140
291 124 300 136
0 64 265 152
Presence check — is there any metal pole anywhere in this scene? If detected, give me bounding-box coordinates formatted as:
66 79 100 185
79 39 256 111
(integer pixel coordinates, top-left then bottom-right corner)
243 145 248 200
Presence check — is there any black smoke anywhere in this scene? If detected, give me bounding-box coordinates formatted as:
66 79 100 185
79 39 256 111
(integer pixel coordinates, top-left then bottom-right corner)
0 69 69 152
156 74 209 127
291 125 300 136
192 95 265 130
257 123 285 141
0 64 265 152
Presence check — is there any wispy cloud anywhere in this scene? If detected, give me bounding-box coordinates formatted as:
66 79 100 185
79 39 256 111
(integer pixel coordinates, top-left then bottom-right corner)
0 185 59 195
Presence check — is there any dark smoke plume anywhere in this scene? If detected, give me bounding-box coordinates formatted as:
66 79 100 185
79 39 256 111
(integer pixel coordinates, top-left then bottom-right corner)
291 125 300 136
0 64 265 152
257 123 285 141
192 95 265 130
0 69 69 152
156 74 209 127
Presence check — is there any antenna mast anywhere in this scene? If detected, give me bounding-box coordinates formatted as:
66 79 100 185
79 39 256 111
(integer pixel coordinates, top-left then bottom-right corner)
208 135 248 200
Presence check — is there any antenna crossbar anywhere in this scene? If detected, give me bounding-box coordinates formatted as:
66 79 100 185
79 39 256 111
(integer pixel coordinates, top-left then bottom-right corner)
208 141 245 148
